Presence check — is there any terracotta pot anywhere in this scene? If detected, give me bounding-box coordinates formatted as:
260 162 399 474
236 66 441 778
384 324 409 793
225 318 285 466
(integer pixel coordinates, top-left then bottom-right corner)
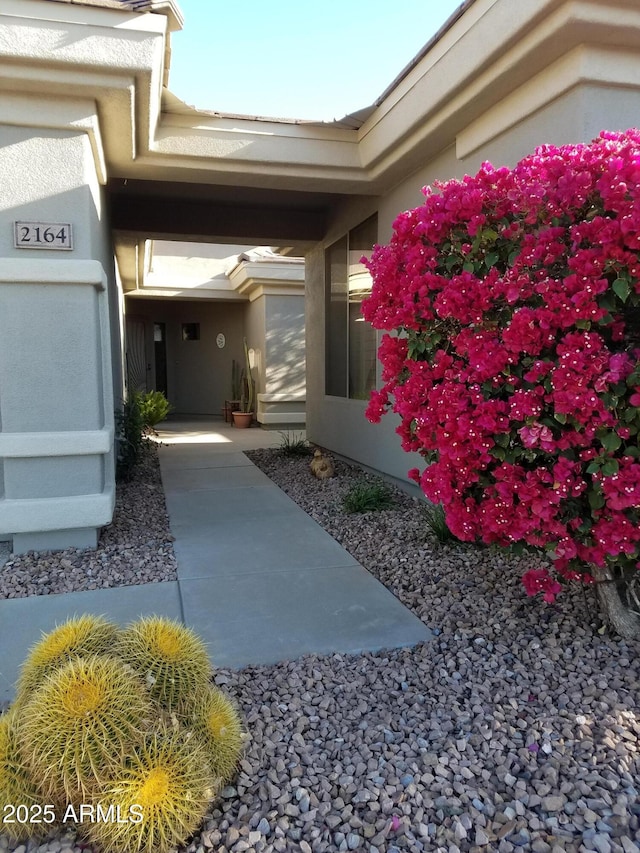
232 411 253 428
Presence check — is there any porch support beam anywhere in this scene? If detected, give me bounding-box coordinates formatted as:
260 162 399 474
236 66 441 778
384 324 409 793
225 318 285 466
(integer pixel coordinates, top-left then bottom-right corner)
109 194 326 243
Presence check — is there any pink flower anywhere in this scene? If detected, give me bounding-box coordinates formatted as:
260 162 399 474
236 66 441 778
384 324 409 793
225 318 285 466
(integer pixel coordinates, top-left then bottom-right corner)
522 569 563 603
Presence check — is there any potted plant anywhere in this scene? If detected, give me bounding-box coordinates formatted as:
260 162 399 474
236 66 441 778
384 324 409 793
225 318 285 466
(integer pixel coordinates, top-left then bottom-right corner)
232 338 254 428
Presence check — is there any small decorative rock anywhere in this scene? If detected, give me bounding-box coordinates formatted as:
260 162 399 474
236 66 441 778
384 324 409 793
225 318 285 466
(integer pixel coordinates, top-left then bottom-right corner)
2 447 639 853
542 795 566 813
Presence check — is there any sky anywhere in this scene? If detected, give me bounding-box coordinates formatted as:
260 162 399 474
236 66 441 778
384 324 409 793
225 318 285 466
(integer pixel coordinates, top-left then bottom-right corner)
168 0 465 122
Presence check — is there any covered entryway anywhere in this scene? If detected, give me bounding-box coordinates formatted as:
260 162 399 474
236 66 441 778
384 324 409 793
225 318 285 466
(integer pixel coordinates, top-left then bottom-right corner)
119 238 307 425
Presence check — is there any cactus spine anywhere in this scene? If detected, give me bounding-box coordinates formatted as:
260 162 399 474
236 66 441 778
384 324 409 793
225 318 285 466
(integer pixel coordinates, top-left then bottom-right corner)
116 616 212 711
188 686 244 784
0 708 52 842
15 614 120 705
86 726 215 853
18 654 154 800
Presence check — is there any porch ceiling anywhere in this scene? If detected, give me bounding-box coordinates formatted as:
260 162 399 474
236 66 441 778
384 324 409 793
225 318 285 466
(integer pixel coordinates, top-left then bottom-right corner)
108 178 337 247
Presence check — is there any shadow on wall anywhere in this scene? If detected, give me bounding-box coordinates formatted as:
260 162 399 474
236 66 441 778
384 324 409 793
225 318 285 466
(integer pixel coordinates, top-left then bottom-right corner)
265 311 306 395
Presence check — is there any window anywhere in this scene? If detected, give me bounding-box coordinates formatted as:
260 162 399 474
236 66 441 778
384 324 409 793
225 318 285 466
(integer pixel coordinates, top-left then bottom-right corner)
181 323 200 341
325 214 378 399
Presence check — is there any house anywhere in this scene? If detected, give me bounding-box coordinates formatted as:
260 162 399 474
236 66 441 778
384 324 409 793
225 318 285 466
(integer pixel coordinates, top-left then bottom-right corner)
1 0 640 553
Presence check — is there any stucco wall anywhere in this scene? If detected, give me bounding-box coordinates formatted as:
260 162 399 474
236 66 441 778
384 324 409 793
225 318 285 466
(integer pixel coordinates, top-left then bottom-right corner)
126 299 245 414
265 296 305 397
245 297 266 401
0 124 115 551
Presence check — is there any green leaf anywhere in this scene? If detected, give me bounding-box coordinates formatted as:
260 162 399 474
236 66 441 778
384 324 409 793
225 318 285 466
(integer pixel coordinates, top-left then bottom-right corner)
596 312 614 326
601 432 622 452
554 412 567 424
483 228 499 242
601 459 620 477
575 319 591 330
588 489 605 510
599 293 616 312
626 366 640 387
624 446 640 457
485 252 499 268
613 277 631 302
586 461 601 475
463 261 476 273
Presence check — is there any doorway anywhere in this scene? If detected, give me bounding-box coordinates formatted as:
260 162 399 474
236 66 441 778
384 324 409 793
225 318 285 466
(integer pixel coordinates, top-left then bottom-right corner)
154 322 167 396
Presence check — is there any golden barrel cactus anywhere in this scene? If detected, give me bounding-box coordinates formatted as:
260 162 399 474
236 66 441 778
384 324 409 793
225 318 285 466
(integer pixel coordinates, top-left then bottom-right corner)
18 654 154 801
15 614 120 705
0 708 53 843
86 726 215 853
116 617 212 712
188 686 244 784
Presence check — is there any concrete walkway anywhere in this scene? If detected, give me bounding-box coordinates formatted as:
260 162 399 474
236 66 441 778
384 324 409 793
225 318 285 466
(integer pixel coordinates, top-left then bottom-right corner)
0 418 430 703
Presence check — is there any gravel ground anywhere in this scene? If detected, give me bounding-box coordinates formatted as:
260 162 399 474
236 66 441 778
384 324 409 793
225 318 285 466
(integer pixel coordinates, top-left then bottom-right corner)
2 445 640 853
0 441 177 600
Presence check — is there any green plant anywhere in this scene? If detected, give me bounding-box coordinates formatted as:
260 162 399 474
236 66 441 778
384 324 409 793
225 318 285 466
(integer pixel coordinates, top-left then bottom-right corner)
187 686 244 785
15 614 120 705
116 617 212 712
423 503 459 544
0 708 50 843
86 727 214 853
136 390 173 430
277 431 311 456
19 654 153 800
231 358 242 401
342 480 394 513
115 394 145 482
2 616 240 853
238 337 255 413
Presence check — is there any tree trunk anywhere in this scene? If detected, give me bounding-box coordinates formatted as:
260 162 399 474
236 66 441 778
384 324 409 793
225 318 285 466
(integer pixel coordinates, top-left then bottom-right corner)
593 567 640 639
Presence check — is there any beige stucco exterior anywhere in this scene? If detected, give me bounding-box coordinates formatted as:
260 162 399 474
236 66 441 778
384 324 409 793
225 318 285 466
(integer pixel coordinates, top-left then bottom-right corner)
1 0 640 549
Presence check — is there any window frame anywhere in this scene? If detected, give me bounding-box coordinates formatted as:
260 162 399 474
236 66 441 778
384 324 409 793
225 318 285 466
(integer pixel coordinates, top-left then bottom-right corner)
324 214 378 400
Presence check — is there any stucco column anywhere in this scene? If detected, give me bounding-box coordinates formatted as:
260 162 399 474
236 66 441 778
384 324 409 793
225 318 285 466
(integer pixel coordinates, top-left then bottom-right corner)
0 121 116 553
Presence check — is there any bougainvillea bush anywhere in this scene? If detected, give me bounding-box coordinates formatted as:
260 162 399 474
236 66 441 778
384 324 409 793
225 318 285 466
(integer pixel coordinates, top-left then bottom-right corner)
362 129 640 636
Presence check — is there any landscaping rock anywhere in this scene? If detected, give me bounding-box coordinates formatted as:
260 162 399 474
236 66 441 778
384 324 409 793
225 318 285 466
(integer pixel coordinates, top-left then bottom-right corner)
2 445 640 853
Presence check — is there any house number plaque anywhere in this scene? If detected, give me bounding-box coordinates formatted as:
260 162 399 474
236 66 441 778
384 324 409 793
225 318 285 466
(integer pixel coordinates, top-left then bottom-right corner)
14 221 73 250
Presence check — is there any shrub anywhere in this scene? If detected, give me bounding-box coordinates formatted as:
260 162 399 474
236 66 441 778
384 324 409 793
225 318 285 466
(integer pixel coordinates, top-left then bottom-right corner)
342 480 394 513
277 431 311 456
362 129 640 636
115 394 145 482
136 390 173 431
423 503 459 544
